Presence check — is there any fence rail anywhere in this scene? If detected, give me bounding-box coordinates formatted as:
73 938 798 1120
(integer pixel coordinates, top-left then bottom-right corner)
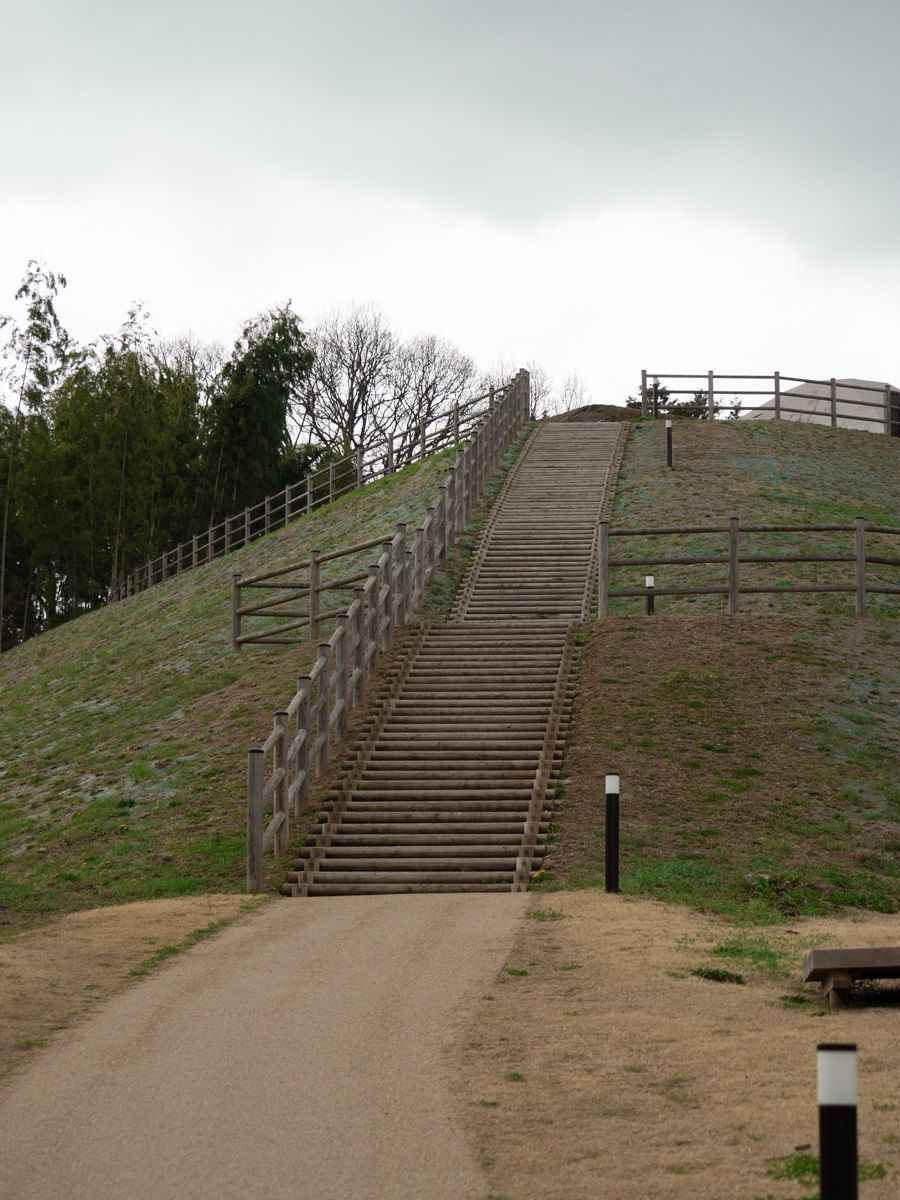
639 370 900 433
245 370 532 890
597 517 900 618
110 389 500 602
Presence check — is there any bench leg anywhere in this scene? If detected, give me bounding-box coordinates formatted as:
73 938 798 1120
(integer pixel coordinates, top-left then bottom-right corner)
823 970 854 1011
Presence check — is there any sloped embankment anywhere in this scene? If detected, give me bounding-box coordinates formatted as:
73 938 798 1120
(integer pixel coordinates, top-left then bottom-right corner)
0 452 467 929
549 419 899 919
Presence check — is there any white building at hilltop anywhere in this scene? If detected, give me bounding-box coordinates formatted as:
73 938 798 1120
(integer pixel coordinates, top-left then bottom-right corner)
742 377 900 436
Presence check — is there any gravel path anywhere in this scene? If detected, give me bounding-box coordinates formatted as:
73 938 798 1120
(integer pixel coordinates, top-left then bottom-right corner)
0 894 526 1200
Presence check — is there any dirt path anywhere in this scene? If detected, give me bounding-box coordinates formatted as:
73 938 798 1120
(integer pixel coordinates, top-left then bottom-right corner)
0 893 527 1200
462 891 900 1199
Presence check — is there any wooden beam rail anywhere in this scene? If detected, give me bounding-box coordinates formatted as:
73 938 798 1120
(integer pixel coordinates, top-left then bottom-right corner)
113 386 500 604
245 368 533 890
597 518 899 619
638 369 898 430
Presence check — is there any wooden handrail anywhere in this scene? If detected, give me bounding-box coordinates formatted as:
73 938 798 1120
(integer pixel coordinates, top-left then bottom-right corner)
245 368 532 891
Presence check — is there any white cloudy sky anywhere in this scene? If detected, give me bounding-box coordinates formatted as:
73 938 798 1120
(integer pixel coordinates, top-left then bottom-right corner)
2 0 900 405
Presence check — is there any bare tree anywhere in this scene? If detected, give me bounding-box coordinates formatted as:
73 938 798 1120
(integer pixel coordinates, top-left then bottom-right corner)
558 372 590 414
378 335 475 465
298 307 396 453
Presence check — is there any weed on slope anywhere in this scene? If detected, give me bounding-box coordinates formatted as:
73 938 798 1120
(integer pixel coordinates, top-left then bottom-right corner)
0 454 456 931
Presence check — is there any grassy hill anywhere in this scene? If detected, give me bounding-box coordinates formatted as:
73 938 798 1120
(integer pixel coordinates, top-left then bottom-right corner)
547 419 900 921
0 452 470 931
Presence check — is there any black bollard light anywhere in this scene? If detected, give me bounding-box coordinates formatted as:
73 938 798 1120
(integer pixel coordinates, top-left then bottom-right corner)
666 419 673 469
645 574 655 616
818 1042 858 1200
604 773 620 893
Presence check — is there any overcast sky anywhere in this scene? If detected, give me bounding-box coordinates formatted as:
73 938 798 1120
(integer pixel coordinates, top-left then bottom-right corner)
3 0 900 406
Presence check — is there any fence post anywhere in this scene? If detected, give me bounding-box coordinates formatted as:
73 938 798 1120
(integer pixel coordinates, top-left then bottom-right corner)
854 517 867 618
306 475 313 515
284 482 291 525
315 645 331 773
641 369 648 418
335 615 349 737
162 553 168 582
356 444 364 488
309 549 324 648
274 711 289 855
246 749 263 892
774 370 781 420
387 433 394 474
395 523 408 624
296 676 311 816
176 543 183 574
206 531 212 564
885 383 893 436
352 587 365 704
830 378 838 427
598 521 610 617
445 464 457 547
265 495 271 535
708 370 715 420
231 574 242 650
244 507 251 545
192 535 199 568
437 484 449 559
728 517 740 615
225 516 231 555
420 416 427 461
381 540 395 648
329 461 335 504
453 402 460 445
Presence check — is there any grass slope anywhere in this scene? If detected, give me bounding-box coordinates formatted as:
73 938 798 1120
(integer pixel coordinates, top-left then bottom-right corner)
548 419 899 921
0 453 460 930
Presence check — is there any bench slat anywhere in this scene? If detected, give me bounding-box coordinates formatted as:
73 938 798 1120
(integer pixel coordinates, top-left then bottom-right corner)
803 947 900 982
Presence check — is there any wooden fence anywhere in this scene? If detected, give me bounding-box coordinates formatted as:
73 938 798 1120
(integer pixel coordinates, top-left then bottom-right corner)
110 389 500 603
639 371 900 433
597 518 900 617
245 370 531 890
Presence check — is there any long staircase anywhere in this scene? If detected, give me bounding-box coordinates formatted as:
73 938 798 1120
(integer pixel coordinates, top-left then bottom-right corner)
285 422 624 896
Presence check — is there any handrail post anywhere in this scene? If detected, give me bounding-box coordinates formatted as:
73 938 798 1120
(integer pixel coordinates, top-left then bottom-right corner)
854 517 867 618
598 521 610 617
246 749 263 892
273 711 289 855
708 370 715 420
395 523 408 623
727 516 740 615
445 464 457 548
641 369 648 418
231 573 242 650
381 540 395 648
353 587 365 704
774 370 781 420
367 566 381 671
830 377 838 427
296 676 311 816
316 644 330 773
309 549 321 641
437 484 449 560
335 615 349 737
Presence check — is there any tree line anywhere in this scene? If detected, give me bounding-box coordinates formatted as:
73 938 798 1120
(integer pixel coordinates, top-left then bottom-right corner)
0 264 478 651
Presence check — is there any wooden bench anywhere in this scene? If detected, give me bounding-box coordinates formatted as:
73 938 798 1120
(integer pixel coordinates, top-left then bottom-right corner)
803 947 900 1010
